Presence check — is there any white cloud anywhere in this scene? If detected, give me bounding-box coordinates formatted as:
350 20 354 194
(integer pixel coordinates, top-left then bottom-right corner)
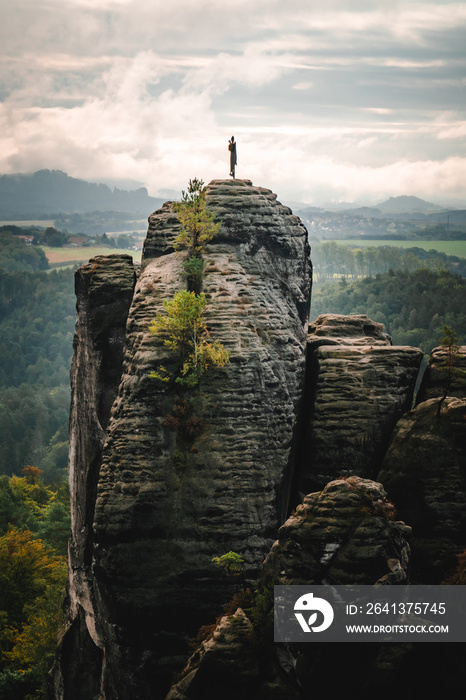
0 1 465 204
292 82 313 91
182 47 291 93
363 108 393 114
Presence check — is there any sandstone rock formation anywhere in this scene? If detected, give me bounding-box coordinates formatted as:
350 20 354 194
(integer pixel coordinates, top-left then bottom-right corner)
166 472 464 699
261 476 415 698
55 180 311 699
378 397 466 582
417 344 466 403
54 181 446 700
263 476 411 585
52 255 137 699
307 312 391 346
298 314 423 493
378 341 466 583
166 476 412 700
166 608 261 700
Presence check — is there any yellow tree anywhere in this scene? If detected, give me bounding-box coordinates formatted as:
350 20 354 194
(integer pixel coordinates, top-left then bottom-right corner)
0 528 66 632
0 527 67 700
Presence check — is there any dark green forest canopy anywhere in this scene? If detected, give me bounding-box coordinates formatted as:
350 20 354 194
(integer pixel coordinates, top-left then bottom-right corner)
0 232 48 272
311 269 466 353
0 269 75 481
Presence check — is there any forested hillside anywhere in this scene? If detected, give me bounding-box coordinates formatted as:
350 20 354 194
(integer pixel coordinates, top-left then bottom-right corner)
0 169 163 218
0 268 75 481
311 269 466 352
311 241 466 280
0 233 49 272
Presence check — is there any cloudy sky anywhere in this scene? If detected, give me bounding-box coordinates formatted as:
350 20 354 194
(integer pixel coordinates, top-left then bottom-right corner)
1 0 465 206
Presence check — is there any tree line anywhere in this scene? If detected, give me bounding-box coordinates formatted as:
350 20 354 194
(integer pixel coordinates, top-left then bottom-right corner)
1 224 138 250
0 232 49 272
311 268 466 354
311 241 466 281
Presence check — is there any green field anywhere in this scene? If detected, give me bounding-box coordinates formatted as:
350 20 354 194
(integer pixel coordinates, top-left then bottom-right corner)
43 246 143 267
332 239 466 258
0 219 55 227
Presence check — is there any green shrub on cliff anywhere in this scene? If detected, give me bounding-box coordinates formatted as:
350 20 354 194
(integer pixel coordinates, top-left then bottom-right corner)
149 290 229 388
212 551 245 577
436 324 466 415
150 179 228 388
174 178 220 257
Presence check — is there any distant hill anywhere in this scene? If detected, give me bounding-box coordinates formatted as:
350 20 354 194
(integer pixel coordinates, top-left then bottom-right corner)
347 206 382 217
376 195 444 214
0 170 165 217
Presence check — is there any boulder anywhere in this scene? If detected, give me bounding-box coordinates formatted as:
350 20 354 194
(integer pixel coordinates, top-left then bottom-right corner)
263 476 411 585
166 608 259 700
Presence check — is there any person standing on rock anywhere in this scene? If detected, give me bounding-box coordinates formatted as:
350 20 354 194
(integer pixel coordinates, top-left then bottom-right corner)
228 136 237 178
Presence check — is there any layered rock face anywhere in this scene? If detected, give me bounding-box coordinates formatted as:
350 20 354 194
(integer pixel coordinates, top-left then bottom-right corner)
59 180 311 699
378 344 466 582
417 344 466 403
53 255 136 699
298 314 423 493
263 476 411 586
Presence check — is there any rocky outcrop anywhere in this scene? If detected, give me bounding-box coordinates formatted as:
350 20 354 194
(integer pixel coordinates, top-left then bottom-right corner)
298 314 423 493
263 476 411 585
417 344 466 403
166 473 464 699
56 181 452 700
165 476 412 700
52 255 136 699
377 342 466 583
166 608 260 700
377 397 466 582
57 179 311 699
307 312 391 346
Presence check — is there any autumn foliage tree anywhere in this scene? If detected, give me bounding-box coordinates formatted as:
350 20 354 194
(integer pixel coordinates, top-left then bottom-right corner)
0 528 67 697
0 472 69 698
